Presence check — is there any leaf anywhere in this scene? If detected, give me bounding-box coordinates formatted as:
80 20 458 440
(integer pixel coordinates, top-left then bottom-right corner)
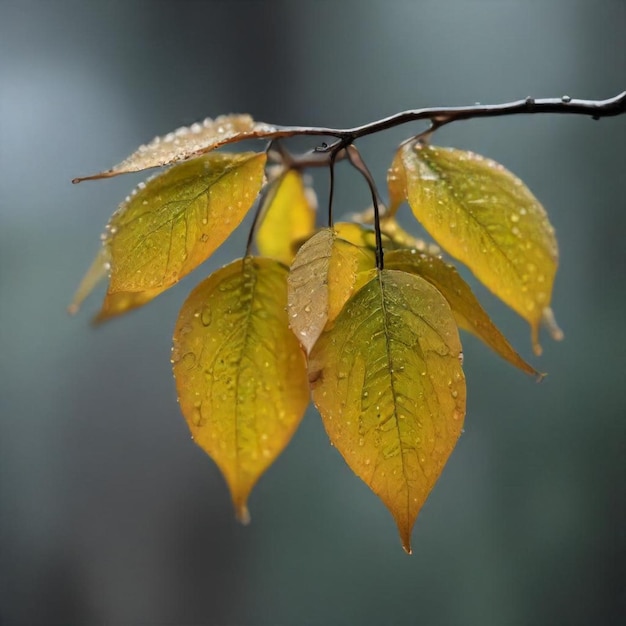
390 142 559 354
93 289 163 324
287 228 376 353
172 257 309 522
379 217 441 256
347 209 442 255
309 270 466 553
68 246 111 315
106 151 266 298
74 114 280 181
332 221 396 252
385 249 538 376
256 170 317 264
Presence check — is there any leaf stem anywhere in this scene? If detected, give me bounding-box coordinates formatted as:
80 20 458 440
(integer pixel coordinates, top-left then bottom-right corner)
346 146 385 270
327 150 337 228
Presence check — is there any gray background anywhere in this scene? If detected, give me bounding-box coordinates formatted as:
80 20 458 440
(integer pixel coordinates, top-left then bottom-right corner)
1 1 624 624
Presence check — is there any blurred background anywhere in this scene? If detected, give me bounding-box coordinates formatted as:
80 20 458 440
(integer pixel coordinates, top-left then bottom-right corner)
1 1 624 624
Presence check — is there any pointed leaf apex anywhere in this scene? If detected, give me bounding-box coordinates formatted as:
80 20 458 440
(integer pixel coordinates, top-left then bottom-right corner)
235 502 251 526
398 524 413 555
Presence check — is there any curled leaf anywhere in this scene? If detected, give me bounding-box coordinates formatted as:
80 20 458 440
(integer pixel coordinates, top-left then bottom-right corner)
104 151 265 298
309 270 466 553
172 258 309 521
385 249 538 376
390 142 559 354
74 115 279 181
256 170 317 264
287 228 375 353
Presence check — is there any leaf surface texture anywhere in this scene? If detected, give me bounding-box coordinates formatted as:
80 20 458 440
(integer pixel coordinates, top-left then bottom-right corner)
309 269 466 552
172 258 309 521
390 143 558 353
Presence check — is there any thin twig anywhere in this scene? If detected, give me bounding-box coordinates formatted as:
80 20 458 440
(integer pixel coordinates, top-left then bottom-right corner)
346 146 385 270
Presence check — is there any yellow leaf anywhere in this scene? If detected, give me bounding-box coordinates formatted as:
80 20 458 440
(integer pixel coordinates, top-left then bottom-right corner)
93 289 163 324
344 211 441 255
391 143 559 354
309 270 466 553
74 115 279 181
172 257 309 522
256 170 317 264
379 217 441 256
107 151 266 296
332 221 395 252
287 228 375 353
68 246 110 315
385 249 539 376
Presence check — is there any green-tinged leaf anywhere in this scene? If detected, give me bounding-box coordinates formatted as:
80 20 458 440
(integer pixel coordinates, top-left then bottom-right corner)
107 151 266 297
287 228 376 353
309 270 466 553
256 170 317 264
172 257 309 522
385 249 538 376
74 115 279 181
390 142 559 354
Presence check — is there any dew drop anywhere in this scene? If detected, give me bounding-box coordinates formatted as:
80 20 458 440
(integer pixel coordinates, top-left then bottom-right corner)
182 352 196 369
200 306 212 326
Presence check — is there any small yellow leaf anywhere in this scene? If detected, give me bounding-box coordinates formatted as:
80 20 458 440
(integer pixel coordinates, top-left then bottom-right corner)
74 115 279 181
332 221 396 252
385 249 538 376
93 289 163 324
256 170 317 264
379 217 441 256
392 142 559 354
68 247 162 322
287 228 375 353
172 257 309 521
107 151 266 297
68 246 110 315
309 270 466 553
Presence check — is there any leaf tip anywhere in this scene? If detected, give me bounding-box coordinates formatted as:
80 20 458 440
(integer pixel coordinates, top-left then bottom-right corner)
542 307 564 342
235 502 251 526
67 303 80 316
396 519 414 555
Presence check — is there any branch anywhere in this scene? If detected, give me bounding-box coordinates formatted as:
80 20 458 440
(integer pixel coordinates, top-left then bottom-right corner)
268 92 626 166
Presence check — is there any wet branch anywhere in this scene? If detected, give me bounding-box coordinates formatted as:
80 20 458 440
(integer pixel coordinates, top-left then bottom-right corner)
271 91 626 164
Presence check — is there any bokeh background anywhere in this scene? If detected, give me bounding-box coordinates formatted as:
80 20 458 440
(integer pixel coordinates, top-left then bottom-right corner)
1 1 624 624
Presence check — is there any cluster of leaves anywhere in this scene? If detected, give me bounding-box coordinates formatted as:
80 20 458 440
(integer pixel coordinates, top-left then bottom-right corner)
72 113 563 553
